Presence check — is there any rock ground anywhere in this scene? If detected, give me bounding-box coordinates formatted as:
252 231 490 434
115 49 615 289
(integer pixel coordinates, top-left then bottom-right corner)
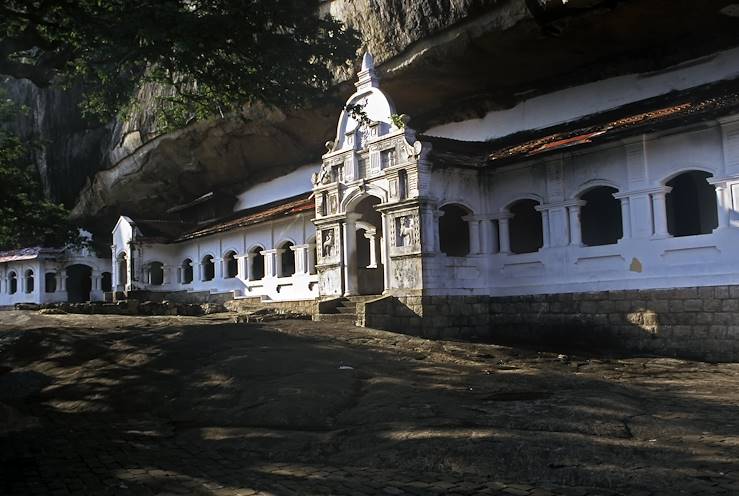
1 310 738 495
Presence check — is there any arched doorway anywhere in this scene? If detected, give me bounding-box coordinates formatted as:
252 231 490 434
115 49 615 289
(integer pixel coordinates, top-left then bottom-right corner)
66 264 92 303
347 195 384 295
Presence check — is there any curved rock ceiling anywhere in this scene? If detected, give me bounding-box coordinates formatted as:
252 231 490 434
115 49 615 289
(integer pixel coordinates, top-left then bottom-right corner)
12 0 739 234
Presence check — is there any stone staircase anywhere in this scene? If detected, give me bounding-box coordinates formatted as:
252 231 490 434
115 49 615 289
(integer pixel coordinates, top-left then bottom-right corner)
314 295 381 323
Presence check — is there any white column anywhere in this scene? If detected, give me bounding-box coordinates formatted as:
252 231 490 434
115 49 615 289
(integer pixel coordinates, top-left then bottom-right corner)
463 216 481 255
651 188 671 238
479 218 492 254
568 203 583 246
307 243 317 274
236 256 247 280
60 270 67 291
714 183 730 230
433 210 443 253
162 266 172 285
291 245 308 274
215 258 224 279
540 209 551 248
262 249 277 278
365 233 378 268
498 215 511 254
245 254 255 280
619 197 632 239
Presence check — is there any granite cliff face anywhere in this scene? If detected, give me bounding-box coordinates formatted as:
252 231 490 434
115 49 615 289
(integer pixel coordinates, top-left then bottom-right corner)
4 0 739 234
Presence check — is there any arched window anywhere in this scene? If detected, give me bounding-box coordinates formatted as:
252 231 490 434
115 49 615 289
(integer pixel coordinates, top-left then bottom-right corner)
223 251 238 279
117 253 128 288
45 272 57 293
249 247 265 280
148 262 164 286
666 171 717 237
25 269 34 293
8 272 17 294
101 272 112 292
279 242 295 277
580 186 622 246
439 204 470 257
181 258 193 284
201 255 215 281
398 169 408 200
509 199 543 254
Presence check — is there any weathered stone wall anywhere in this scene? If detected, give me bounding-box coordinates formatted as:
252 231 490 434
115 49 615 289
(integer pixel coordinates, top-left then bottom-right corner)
225 298 319 316
358 286 739 362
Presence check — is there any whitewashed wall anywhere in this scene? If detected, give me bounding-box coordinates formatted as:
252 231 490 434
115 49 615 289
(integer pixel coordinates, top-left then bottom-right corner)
423 117 739 296
113 212 319 302
0 253 111 306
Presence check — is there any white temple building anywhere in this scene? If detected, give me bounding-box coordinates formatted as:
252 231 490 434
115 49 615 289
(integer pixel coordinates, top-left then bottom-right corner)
15 49 739 358
0 244 112 306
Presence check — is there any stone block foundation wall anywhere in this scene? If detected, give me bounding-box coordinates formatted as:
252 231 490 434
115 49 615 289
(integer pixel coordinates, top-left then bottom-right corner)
225 297 319 316
358 286 739 362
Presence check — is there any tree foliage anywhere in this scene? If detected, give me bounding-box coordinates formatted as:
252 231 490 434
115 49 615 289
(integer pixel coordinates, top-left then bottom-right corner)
0 0 359 127
0 93 79 250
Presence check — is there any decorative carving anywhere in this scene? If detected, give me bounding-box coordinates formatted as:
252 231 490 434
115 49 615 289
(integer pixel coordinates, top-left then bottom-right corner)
328 195 338 215
398 216 415 246
322 229 335 258
313 162 332 185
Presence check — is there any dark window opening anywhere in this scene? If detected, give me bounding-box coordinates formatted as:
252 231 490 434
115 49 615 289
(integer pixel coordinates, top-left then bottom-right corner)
101 272 112 292
24 270 34 294
666 171 717 237
398 169 408 200
280 242 295 277
224 251 238 278
45 272 57 293
439 204 470 257
580 186 622 246
182 259 193 284
148 262 164 286
8 272 17 294
509 199 543 254
250 248 265 280
202 255 215 281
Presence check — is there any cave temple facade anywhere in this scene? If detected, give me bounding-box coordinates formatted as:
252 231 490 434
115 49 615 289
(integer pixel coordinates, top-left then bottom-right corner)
7 50 739 359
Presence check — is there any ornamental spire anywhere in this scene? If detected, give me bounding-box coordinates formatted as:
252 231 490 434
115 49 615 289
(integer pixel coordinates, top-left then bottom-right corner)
356 51 379 91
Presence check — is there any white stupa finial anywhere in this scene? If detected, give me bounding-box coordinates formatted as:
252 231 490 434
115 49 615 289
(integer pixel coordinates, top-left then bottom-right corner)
361 51 374 71
356 51 379 90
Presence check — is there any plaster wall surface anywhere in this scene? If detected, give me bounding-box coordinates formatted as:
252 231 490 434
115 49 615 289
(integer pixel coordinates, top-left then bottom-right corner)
113 212 319 302
422 115 739 297
233 164 319 211
1 252 111 306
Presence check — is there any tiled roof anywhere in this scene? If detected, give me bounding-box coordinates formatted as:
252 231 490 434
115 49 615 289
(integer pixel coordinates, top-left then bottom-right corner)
175 192 315 242
0 247 64 263
422 78 739 168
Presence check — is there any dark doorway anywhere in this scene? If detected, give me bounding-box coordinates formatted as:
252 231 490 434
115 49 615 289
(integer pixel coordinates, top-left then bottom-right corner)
66 264 92 303
101 272 112 292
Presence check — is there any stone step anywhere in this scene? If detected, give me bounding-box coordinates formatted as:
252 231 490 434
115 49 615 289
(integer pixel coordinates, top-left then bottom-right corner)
345 294 382 303
314 313 357 323
336 306 356 314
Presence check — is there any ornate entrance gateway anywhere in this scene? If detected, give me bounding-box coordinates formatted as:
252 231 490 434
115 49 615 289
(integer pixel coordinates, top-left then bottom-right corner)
312 53 426 299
